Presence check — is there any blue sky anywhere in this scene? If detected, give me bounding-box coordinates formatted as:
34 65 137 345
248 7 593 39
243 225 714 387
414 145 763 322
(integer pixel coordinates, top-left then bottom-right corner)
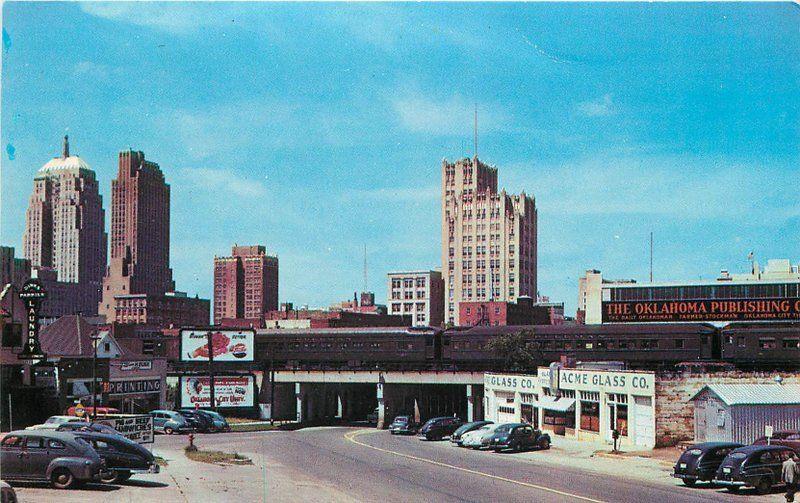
2 2 798 315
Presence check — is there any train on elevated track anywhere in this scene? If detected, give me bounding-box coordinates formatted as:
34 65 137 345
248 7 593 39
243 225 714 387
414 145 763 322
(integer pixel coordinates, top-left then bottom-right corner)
252 322 800 371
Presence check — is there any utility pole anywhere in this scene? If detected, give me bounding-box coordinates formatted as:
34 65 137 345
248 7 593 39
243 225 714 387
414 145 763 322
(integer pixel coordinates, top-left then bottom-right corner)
207 331 216 411
649 232 654 283
270 357 275 426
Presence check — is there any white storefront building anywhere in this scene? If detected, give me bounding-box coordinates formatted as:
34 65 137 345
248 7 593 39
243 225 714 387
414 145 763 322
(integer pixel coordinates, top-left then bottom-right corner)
484 367 657 449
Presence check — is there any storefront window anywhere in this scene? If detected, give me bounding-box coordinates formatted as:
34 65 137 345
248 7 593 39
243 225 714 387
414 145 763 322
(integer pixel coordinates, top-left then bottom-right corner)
608 394 628 436
580 391 600 432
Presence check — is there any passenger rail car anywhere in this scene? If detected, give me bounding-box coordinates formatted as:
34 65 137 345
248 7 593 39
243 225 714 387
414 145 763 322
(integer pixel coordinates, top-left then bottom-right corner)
442 323 718 370
254 326 440 370
720 322 800 367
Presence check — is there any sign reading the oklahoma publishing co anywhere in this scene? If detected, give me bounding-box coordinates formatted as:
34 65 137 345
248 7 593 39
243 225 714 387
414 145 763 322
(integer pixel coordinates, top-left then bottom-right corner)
602 298 800 323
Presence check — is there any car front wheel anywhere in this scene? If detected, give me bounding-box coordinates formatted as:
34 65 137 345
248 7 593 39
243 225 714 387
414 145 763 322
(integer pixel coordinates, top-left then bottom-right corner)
539 438 551 450
117 470 132 482
100 471 121 484
164 426 174 435
755 478 771 495
50 468 75 489
681 479 696 487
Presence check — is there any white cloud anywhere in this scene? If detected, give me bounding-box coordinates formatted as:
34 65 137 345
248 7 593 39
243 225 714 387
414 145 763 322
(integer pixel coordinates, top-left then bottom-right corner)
391 92 509 137
179 167 265 198
576 94 616 117
79 2 224 34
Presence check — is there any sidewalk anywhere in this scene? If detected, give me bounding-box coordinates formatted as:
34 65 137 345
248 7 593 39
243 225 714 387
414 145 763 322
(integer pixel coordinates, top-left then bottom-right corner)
153 440 355 503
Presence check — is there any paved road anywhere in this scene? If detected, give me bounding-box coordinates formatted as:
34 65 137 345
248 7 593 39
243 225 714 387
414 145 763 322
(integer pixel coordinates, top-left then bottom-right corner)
11 427 780 502
155 427 776 503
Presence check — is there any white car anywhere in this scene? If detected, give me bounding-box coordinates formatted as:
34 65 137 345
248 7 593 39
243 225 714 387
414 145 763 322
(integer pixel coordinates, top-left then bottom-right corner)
461 423 500 449
25 415 86 430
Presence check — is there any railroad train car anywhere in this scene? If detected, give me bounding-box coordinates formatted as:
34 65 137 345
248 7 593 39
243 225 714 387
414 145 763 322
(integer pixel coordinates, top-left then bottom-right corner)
719 322 800 367
254 326 439 370
442 323 718 370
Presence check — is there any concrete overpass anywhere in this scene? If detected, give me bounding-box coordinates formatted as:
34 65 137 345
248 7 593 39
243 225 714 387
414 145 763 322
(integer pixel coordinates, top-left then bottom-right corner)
268 370 485 427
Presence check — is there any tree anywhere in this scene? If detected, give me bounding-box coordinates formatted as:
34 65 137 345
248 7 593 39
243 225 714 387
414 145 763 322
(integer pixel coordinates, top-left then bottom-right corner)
484 330 540 372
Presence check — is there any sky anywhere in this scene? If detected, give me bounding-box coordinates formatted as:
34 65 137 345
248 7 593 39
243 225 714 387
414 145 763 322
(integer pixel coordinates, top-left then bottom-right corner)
2 2 799 316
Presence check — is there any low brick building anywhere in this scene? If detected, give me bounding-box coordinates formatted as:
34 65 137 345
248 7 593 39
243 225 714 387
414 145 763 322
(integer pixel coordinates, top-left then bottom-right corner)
112 292 210 326
459 297 564 326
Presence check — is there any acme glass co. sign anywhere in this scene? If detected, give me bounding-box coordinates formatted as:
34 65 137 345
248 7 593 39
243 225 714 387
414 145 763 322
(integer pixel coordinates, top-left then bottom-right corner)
602 298 800 323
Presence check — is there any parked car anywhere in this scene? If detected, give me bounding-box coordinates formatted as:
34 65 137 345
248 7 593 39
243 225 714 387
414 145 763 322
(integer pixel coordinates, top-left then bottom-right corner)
672 442 743 486
180 409 230 433
0 430 108 489
388 416 418 435
461 423 501 449
65 406 119 417
486 423 551 452
753 430 800 452
417 417 463 441
56 422 123 436
149 410 191 434
714 444 796 494
72 431 159 483
366 407 380 424
25 416 86 430
1 481 17 503
450 421 493 446
176 409 214 433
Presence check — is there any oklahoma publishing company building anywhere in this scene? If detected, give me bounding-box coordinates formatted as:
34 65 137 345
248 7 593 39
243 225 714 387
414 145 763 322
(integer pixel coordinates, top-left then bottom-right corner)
484 366 657 449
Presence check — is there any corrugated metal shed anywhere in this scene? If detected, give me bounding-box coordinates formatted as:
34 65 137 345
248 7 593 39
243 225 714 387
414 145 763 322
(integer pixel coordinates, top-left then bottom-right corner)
689 384 800 405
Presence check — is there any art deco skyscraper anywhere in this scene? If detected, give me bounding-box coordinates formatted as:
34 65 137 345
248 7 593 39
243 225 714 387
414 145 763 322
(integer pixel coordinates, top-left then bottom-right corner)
441 156 537 325
99 149 174 319
23 136 107 315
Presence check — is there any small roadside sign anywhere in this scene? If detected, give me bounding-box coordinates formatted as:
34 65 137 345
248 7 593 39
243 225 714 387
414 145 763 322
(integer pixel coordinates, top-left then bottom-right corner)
765 425 773 444
74 403 86 418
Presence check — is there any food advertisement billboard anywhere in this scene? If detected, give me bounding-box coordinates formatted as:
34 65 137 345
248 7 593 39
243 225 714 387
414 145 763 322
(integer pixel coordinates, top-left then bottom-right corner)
180 329 254 362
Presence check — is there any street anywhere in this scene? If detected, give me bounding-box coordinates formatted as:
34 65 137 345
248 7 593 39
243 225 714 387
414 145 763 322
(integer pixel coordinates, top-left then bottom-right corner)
10 427 781 502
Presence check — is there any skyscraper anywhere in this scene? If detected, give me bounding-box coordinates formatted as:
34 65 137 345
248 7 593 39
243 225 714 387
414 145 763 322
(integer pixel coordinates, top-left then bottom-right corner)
213 245 278 324
441 156 537 325
23 136 107 315
99 149 174 319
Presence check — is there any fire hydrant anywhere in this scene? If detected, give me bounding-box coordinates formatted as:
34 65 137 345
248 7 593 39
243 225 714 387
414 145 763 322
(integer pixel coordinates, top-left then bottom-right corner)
187 433 196 452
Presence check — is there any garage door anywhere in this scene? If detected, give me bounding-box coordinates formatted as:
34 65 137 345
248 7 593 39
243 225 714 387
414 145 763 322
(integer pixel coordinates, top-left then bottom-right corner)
633 396 654 448
496 392 517 423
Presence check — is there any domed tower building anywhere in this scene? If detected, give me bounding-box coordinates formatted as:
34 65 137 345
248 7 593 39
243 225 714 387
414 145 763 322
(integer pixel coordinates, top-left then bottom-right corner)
23 135 107 316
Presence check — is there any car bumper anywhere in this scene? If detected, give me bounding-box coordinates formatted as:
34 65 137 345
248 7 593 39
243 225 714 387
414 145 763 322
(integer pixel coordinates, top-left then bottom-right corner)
672 473 697 481
712 479 747 487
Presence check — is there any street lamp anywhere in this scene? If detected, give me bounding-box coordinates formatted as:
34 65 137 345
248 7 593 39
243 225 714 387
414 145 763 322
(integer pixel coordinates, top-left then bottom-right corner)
90 330 102 421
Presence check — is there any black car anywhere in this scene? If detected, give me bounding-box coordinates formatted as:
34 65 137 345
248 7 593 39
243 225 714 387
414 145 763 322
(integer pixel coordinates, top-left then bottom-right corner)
388 416 418 435
72 431 159 484
714 444 796 494
56 422 123 436
417 417 464 441
487 423 551 452
177 409 214 433
672 442 742 486
450 421 493 446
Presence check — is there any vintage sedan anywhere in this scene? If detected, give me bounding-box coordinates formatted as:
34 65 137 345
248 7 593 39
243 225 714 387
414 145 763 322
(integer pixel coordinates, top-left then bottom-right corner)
388 416 418 435
672 442 743 486
72 431 159 483
417 417 464 441
487 423 551 453
450 421 493 446
0 430 108 489
25 416 86 430
753 430 800 452
149 410 191 434
461 423 500 449
714 444 796 494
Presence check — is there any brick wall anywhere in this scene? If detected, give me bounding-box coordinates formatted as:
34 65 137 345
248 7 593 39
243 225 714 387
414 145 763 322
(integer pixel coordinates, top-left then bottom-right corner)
654 370 800 447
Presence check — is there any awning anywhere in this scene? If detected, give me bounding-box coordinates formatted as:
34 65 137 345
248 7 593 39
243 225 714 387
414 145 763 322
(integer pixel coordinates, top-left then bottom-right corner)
536 395 575 412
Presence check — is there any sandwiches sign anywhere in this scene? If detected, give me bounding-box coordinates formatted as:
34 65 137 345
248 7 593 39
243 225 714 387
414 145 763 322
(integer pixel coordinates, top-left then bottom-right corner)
180 330 254 362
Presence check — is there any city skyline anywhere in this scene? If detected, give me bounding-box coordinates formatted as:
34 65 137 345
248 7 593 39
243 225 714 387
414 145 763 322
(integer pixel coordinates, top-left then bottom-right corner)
2 3 798 315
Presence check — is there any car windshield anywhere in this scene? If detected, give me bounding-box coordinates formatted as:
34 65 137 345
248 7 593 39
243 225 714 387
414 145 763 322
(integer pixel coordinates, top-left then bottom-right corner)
495 425 513 433
729 452 747 459
394 417 409 423
45 417 66 424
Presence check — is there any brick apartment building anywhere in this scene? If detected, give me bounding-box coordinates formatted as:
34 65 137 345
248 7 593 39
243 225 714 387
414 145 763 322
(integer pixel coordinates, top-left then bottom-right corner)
213 245 278 324
387 270 444 327
441 157 537 325
459 297 565 326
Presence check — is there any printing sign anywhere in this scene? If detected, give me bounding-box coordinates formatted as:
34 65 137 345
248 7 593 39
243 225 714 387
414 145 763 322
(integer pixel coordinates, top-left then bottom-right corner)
180 375 255 408
96 415 154 444
180 330 254 362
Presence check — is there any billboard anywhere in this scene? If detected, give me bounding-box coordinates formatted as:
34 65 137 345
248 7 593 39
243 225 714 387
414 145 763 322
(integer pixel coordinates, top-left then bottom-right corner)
96 415 154 444
602 298 800 323
180 375 255 408
180 329 255 362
